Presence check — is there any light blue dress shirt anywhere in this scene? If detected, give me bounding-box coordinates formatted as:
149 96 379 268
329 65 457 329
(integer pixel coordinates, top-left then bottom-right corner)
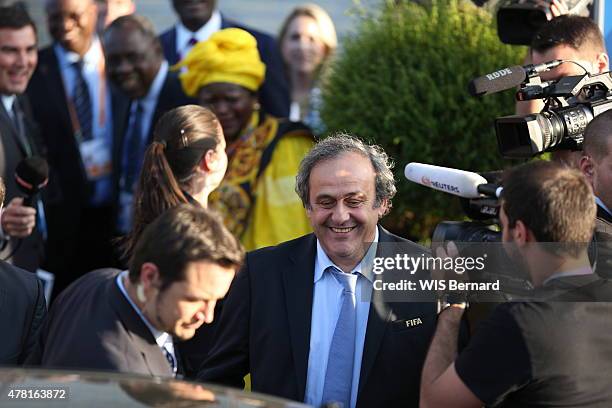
304 229 379 408
54 38 113 206
115 270 176 373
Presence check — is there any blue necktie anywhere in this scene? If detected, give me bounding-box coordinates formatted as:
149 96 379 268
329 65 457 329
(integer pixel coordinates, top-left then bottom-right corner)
122 102 144 192
162 344 177 375
321 267 357 408
72 60 93 141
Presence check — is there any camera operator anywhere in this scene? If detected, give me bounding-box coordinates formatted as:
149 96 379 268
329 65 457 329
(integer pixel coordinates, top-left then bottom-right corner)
516 15 609 166
580 110 612 278
420 160 612 408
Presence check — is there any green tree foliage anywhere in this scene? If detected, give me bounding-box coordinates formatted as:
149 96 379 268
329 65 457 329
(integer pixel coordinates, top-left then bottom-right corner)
321 0 526 240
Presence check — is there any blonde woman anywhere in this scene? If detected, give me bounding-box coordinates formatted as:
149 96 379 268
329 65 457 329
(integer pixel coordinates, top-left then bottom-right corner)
279 3 337 133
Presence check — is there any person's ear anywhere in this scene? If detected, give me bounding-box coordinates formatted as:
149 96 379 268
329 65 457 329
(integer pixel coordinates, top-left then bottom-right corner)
200 149 218 172
580 155 595 184
139 262 161 293
512 220 529 246
595 52 609 73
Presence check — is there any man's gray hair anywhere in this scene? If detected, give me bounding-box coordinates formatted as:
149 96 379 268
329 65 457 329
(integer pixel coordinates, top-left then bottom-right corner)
295 132 396 213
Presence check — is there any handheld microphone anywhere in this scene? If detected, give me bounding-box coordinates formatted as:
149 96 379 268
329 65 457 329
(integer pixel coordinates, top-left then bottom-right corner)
15 156 49 207
404 163 489 199
468 59 563 97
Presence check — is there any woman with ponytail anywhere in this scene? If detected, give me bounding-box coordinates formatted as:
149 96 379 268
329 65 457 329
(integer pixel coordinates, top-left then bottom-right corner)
121 104 227 260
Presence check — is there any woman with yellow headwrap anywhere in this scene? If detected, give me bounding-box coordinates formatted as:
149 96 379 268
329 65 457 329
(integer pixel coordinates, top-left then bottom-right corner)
175 28 314 250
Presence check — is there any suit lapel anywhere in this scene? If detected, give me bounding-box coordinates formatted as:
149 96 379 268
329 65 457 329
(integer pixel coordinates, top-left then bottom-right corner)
111 89 131 179
108 278 173 377
282 234 317 400
167 27 179 65
597 204 612 223
39 50 73 133
0 100 29 157
148 71 171 143
358 227 395 396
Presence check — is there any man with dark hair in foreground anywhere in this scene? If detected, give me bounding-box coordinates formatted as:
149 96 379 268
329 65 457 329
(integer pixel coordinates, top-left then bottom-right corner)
420 161 612 407
28 205 243 377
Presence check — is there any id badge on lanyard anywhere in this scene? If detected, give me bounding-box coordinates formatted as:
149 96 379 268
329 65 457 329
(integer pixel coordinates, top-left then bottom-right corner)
79 138 112 181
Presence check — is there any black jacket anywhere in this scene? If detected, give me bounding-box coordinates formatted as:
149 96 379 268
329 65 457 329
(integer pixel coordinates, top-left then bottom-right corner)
0 261 46 365
199 228 445 407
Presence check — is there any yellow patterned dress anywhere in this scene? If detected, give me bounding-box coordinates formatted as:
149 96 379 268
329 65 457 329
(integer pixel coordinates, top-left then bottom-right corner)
209 112 315 250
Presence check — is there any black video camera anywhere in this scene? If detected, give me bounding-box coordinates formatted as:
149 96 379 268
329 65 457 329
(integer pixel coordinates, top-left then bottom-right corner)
496 65 612 158
468 59 612 158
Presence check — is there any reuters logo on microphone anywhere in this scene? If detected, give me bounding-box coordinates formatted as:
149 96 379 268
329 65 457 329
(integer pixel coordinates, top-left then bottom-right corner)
421 176 432 186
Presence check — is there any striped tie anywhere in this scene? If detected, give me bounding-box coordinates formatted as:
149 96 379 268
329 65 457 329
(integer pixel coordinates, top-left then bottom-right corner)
72 60 93 141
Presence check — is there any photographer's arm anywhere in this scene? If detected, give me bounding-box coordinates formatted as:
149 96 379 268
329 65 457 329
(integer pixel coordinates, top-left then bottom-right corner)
420 305 482 408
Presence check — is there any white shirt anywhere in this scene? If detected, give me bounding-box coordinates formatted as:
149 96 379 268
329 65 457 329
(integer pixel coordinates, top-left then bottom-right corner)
175 10 222 61
115 271 176 373
304 228 379 408
1 94 16 118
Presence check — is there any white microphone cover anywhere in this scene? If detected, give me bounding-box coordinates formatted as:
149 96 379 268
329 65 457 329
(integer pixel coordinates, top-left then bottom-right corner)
404 163 489 199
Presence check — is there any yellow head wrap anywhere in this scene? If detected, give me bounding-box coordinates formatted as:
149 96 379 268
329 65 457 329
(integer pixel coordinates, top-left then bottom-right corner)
174 28 267 96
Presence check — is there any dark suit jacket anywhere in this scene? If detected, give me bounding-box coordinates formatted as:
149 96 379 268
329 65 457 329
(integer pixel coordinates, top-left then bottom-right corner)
26 46 118 285
593 204 612 278
0 95 45 271
0 261 46 365
159 17 290 118
111 69 192 201
28 268 174 377
198 228 444 407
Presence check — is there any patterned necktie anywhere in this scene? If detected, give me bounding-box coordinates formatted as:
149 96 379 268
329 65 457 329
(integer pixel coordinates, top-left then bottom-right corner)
162 344 177 375
321 267 358 408
122 102 144 191
72 60 93 141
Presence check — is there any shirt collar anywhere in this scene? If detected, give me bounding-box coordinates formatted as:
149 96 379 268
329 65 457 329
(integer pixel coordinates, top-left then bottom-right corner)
595 196 612 217
542 266 594 286
139 60 168 105
55 36 103 69
314 227 379 283
115 270 172 349
176 10 222 48
1 94 15 114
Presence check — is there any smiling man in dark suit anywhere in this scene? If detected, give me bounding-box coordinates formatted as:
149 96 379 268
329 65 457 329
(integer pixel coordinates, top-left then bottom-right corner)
103 14 191 234
199 134 442 407
159 0 289 118
27 0 116 295
0 3 45 272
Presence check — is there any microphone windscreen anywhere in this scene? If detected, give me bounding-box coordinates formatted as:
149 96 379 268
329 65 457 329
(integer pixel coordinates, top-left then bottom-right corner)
404 162 489 199
15 156 49 195
468 65 526 97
